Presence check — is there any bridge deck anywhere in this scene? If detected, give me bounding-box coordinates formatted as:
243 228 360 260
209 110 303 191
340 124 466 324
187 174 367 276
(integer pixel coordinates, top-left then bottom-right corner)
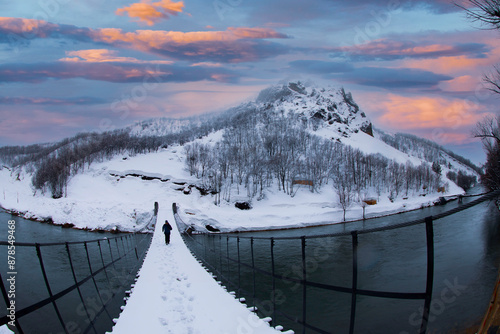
110 205 283 334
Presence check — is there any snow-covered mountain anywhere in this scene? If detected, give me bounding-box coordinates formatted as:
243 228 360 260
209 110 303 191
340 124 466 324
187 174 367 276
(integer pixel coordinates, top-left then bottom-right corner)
128 81 374 139
126 81 477 178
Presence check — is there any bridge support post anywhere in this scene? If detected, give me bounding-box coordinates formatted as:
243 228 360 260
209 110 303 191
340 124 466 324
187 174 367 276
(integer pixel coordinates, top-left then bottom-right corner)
301 236 307 334
271 237 276 327
420 216 435 334
349 231 358 334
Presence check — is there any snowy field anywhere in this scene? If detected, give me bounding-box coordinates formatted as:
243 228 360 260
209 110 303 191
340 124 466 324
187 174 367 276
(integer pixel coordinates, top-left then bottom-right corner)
0 136 465 234
0 131 466 234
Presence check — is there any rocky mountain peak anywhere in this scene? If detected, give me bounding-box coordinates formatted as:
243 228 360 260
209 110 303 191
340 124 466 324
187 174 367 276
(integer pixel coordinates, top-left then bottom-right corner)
255 81 373 137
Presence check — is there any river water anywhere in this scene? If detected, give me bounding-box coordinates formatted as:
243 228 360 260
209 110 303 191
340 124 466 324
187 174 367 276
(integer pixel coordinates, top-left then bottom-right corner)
0 211 152 334
185 188 500 333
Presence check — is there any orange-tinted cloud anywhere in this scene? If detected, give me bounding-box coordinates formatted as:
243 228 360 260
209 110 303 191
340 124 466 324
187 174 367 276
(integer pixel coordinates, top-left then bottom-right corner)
400 36 500 76
0 17 288 62
116 0 184 26
89 27 288 62
60 49 173 64
403 56 485 75
334 38 490 63
377 94 484 131
355 93 494 145
93 27 286 45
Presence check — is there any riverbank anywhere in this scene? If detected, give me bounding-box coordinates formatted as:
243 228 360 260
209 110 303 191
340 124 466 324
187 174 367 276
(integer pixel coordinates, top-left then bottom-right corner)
0 145 466 234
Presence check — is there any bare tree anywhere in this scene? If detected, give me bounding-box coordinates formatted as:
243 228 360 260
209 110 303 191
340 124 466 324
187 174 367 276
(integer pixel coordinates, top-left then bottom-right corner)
473 115 500 189
472 115 500 151
458 1 500 93
457 0 500 29
458 1 500 191
484 65 500 94
334 172 354 222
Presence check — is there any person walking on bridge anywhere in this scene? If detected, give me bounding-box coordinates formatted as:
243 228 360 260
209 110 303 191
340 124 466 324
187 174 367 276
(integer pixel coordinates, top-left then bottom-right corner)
162 220 172 245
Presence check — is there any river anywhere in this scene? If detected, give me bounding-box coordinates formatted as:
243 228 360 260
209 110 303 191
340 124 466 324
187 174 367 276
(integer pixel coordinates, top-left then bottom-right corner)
184 188 500 333
0 211 152 334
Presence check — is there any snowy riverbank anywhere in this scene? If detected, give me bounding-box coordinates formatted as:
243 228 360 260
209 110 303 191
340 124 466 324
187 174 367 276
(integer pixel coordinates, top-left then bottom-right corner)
0 142 465 234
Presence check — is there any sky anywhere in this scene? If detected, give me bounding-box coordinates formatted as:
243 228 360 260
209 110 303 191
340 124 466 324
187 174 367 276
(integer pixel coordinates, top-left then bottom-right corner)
0 0 498 164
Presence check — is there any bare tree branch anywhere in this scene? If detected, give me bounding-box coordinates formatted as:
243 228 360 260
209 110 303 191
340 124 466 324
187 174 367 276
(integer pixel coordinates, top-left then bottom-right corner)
484 64 500 94
456 0 500 29
472 115 500 153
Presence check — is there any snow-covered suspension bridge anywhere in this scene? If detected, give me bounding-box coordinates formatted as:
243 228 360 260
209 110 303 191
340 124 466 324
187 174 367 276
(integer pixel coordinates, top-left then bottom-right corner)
2 190 500 334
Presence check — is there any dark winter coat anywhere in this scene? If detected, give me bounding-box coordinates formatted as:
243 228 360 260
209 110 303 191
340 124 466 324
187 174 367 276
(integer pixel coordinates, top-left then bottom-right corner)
162 222 172 234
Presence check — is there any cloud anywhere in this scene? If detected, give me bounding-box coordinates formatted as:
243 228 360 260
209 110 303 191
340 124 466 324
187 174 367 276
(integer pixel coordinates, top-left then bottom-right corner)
376 94 485 131
288 60 354 74
438 75 480 93
0 96 106 105
60 49 174 64
0 17 93 44
245 0 465 26
116 0 185 26
0 18 289 62
0 62 238 84
336 67 453 89
87 27 290 62
402 51 500 76
288 60 452 89
331 39 490 61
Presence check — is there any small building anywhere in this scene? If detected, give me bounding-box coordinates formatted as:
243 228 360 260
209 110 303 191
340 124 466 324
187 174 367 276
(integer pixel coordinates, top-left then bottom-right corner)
363 198 377 206
292 179 314 187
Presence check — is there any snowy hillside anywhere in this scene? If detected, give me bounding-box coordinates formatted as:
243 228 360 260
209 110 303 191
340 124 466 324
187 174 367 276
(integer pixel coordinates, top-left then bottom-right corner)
374 128 481 177
0 81 481 233
128 114 215 137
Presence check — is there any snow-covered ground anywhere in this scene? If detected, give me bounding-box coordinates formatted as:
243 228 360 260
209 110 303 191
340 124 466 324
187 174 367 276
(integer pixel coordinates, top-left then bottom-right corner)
110 206 284 334
0 133 468 334
0 134 465 234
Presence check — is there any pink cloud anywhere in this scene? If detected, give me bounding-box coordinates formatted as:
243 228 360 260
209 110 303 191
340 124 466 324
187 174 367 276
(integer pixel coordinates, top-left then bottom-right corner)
356 92 492 145
336 37 490 63
378 94 484 130
93 27 287 45
438 75 480 92
116 0 185 26
60 49 173 64
89 26 288 62
0 17 289 62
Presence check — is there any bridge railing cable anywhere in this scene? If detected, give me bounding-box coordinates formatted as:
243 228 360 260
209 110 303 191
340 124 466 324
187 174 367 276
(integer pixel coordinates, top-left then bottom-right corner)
0 205 157 334
172 189 500 334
